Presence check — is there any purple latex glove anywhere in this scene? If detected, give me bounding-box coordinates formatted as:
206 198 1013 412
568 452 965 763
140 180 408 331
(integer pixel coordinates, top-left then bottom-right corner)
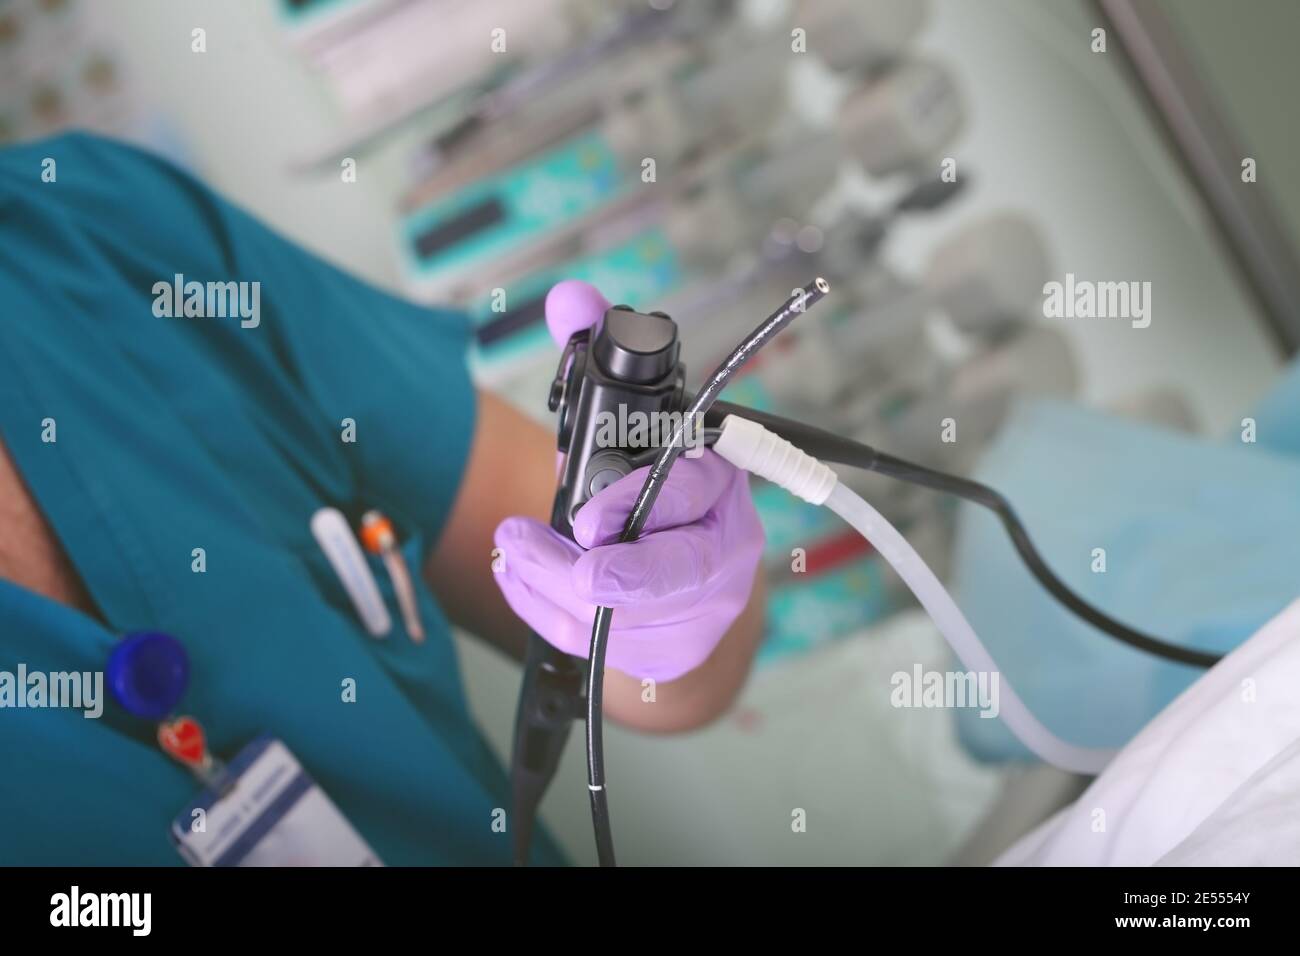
492 280 765 683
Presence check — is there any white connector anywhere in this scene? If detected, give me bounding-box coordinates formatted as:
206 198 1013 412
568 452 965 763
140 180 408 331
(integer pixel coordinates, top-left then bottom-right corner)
712 414 839 504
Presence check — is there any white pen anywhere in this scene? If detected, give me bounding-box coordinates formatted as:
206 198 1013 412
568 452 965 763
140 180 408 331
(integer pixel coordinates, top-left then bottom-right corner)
310 507 392 638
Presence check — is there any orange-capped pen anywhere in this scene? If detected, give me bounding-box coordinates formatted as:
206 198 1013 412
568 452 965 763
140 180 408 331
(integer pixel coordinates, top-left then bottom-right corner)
360 510 425 643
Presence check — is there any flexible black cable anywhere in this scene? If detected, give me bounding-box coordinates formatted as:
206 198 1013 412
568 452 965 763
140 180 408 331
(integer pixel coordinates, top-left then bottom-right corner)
585 278 831 866
867 450 1221 667
706 403 1222 669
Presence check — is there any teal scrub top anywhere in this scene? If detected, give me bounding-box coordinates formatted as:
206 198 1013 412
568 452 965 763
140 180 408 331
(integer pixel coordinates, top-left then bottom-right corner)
0 132 566 866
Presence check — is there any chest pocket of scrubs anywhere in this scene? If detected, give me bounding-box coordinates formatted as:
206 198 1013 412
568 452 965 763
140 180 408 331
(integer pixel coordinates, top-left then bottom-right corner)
294 521 468 716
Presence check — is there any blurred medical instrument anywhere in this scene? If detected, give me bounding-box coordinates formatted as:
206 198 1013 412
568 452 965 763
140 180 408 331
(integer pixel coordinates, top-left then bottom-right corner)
286 0 687 169
832 216 1068 467
427 54 965 385
310 507 392 637
360 509 425 642
704 213 1069 601
395 47 956 306
398 0 927 197
284 0 927 171
404 2 752 181
677 191 1020 401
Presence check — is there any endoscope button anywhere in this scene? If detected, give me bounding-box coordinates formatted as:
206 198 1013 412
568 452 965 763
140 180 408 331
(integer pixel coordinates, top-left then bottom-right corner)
589 468 623 496
584 450 632 498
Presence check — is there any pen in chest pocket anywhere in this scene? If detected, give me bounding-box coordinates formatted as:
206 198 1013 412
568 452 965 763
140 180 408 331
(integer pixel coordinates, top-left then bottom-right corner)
310 507 392 638
360 510 426 643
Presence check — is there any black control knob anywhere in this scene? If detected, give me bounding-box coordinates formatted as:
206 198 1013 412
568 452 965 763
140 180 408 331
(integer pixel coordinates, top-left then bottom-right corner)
591 308 679 385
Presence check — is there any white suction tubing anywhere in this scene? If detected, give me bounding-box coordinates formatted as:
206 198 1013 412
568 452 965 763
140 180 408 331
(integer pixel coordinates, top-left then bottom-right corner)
712 414 1115 775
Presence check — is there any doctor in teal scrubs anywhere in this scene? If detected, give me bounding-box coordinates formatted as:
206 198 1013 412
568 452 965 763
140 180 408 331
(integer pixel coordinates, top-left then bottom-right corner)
0 132 768 865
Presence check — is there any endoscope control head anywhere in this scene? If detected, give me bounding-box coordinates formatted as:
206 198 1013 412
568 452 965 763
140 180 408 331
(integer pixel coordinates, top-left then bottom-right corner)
547 305 687 535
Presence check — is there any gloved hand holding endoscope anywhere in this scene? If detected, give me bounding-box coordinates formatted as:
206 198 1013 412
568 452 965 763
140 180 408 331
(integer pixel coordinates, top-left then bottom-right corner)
493 281 765 683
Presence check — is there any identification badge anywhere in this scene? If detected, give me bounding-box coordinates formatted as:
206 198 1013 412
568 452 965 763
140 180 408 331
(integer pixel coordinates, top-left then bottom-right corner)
170 735 382 867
